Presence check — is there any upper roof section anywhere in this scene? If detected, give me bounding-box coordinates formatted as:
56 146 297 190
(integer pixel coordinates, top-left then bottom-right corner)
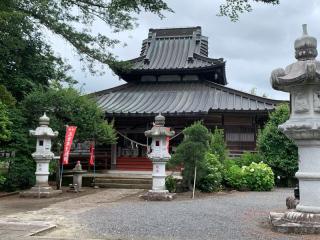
112 27 227 85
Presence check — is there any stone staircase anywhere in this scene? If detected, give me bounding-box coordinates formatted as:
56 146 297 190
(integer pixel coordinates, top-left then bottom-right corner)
94 176 152 189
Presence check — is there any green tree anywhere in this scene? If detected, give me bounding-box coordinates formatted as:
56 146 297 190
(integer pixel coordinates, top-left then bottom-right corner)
197 152 223 192
257 103 298 186
2 108 35 191
209 127 228 162
0 102 11 142
1 88 117 191
2 0 171 73
21 87 117 146
0 6 74 101
219 0 280 21
170 121 210 190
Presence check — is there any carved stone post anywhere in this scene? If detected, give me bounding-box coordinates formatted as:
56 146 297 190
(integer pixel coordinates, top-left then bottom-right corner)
270 25 320 233
20 113 62 198
141 114 176 201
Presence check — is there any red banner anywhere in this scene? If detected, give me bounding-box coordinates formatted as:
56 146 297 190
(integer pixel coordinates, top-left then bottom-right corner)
89 143 95 166
62 126 77 165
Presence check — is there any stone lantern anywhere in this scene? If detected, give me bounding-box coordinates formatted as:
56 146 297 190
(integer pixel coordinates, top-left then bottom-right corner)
20 113 62 198
141 114 175 201
270 25 320 233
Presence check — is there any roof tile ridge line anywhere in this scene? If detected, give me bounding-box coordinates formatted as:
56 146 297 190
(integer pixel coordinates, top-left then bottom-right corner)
109 84 142 113
87 83 131 96
193 83 209 112
144 32 156 63
150 26 201 31
146 82 172 113
164 82 186 113
193 53 224 63
203 80 280 103
128 84 155 113
177 37 188 68
182 82 198 112
171 36 183 68
218 85 223 110
151 37 166 69
162 37 175 69
155 83 174 113
124 83 150 113
187 31 197 62
157 37 172 69
167 38 179 68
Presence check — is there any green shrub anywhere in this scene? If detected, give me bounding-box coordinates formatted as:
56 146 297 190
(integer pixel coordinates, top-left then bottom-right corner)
242 162 274 191
0 174 6 189
235 152 262 167
197 153 223 192
170 121 210 190
165 175 177 193
224 164 247 190
224 160 274 191
257 103 298 186
209 127 228 162
5 156 35 191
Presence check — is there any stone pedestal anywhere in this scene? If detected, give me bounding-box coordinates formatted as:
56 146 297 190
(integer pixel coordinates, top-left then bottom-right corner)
269 24 320 233
152 161 166 191
20 113 62 198
142 114 175 201
68 161 87 192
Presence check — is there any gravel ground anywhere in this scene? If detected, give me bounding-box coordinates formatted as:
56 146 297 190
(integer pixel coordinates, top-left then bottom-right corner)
77 188 318 240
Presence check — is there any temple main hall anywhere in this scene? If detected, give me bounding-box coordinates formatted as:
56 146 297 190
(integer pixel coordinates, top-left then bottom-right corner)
76 27 280 171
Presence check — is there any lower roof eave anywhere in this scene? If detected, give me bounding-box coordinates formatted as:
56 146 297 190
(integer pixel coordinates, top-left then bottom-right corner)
104 109 273 118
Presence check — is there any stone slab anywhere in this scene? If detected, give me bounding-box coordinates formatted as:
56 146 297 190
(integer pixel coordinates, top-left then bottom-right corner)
270 211 320 234
140 190 176 201
20 187 62 198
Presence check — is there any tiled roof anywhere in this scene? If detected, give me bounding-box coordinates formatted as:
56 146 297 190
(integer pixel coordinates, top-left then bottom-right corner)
94 81 279 115
130 27 224 71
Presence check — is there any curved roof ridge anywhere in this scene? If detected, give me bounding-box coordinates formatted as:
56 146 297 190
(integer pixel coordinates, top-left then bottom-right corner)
203 80 282 104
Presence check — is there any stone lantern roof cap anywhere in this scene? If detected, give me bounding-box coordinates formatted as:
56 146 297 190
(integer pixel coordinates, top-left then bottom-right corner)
155 113 165 126
39 112 50 126
145 113 175 137
294 24 318 61
29 113 58 138
271 24 320 92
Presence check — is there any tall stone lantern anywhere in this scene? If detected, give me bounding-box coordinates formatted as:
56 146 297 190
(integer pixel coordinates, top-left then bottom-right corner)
20 113 62 198
270 25 320 233
141 114 175 201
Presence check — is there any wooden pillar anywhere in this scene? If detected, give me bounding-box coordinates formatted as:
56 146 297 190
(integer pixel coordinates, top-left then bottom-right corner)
111 143 117 170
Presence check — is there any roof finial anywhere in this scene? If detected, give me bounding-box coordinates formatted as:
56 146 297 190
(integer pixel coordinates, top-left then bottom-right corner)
302 24 308 35
294 24 317 60
39 112 50 126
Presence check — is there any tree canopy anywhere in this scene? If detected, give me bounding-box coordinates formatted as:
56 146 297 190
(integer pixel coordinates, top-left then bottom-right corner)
0 102 11 142
219 0 280 21
0 3 74 101
257 103 298 186
170 121 210 190
21 87 117 147
2 0 171 74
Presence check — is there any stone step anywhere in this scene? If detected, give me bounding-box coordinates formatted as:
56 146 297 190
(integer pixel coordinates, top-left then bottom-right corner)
94 182 151 189
95 178 152 184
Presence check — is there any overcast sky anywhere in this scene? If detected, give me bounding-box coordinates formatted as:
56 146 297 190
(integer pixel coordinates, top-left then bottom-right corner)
50 0 320 100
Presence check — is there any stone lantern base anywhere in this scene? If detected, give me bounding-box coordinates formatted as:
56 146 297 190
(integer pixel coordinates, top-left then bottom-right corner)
20 186 62 198
140 190 176 201
270 211 320 234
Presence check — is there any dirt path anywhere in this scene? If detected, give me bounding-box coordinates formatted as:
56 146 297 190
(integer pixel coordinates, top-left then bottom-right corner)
1 188 144 239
